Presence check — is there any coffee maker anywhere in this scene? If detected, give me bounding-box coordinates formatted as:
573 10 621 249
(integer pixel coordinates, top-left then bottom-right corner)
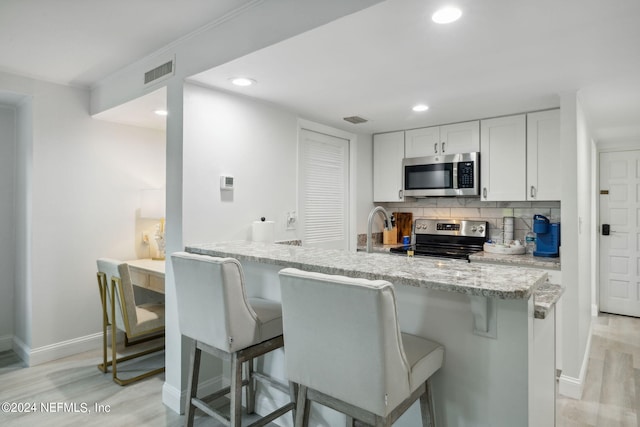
533 214 560 257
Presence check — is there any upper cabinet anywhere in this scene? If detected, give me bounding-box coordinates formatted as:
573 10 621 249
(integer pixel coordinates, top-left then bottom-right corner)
526 109 561 201
480 114 527 201
405 120 479 158
480 110 561 202
373 131 405 202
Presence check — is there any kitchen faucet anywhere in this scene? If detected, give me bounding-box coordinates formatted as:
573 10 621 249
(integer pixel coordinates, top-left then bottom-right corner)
366 206 395 253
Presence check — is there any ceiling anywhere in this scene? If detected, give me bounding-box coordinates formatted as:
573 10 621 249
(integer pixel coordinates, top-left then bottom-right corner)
1 0 639 143
0 0 254 87
189 0 640 143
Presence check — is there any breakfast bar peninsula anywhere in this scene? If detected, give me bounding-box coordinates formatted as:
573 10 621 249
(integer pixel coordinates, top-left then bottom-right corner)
185 241 559 427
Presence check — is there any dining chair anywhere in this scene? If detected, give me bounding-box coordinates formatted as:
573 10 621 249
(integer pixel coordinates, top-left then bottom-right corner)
96 258 165 385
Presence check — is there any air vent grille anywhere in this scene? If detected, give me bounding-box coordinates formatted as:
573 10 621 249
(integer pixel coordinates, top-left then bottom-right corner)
144 60 174 85
343 116 368 124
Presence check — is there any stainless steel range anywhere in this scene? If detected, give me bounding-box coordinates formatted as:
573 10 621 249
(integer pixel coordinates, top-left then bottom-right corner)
390 218 488 261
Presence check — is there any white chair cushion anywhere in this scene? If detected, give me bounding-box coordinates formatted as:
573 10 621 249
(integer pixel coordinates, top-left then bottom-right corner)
248 297 283 343
132 303 166 335
400 332 445 392
97 258 165 339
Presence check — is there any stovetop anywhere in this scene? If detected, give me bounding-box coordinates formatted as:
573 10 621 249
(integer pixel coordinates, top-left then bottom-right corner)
390 218 488 261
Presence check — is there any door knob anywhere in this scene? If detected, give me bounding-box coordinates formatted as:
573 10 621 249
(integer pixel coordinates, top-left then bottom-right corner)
602 224 610 236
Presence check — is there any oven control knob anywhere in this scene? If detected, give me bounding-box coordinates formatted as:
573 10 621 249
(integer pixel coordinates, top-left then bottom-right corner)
471 226 477 232
477 226 485 233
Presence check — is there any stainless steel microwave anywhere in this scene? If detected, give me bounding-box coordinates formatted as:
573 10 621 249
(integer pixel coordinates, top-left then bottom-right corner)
403 152 479 197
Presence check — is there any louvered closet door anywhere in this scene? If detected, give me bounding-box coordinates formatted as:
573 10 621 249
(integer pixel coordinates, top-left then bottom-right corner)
299 129 349 250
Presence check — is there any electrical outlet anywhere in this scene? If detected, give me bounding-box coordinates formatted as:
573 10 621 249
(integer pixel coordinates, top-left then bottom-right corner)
142 231 150 244
286 211 297 230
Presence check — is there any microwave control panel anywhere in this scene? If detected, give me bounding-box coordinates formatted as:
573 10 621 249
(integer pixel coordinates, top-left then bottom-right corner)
457 162 475 188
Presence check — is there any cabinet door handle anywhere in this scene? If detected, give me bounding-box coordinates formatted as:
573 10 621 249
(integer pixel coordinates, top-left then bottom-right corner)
483 187 487 199
530 186 536 199
434 143 438 153
441 142 446 153
399 189 403 199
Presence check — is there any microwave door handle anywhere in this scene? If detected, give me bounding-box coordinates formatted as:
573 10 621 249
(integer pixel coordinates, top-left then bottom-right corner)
453 163 458 189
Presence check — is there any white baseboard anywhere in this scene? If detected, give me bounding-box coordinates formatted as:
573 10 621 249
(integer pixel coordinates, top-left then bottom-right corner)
162 382 184 414
558 321 593 399
0 334 13 352
12 335 30 365
27 332 103 366
163 375 224 415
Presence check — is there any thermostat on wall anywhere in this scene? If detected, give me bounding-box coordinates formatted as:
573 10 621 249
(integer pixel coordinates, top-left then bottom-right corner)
220 175 234 190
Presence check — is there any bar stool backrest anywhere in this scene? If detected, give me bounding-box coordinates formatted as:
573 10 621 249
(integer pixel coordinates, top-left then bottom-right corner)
97 258 138 335
279 268 412 417
171 252 260 353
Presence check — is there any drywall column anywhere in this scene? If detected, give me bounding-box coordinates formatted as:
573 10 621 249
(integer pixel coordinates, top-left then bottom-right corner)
0 105 16 351
162 80 189 413
13 97 33 357
558 92 593 398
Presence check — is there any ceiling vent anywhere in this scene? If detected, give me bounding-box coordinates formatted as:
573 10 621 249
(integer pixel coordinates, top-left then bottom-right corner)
343 116 368 124
144 60 174 85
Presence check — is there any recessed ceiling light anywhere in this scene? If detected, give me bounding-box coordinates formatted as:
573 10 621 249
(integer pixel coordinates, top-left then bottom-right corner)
230 77 256 87
412 104 429 112
154 109 168 116
432 6 462 24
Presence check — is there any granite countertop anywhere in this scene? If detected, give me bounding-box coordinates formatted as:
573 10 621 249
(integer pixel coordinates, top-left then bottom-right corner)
185 241 548 300
469 251 561 270
533 283 564 319
356 243 405 253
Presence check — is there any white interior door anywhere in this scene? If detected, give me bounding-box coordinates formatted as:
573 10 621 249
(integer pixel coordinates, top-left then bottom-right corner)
599 150 640 316
299 129 349 250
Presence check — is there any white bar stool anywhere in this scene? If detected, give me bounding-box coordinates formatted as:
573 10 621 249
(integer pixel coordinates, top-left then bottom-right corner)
279 268 444 427
171 252 294 427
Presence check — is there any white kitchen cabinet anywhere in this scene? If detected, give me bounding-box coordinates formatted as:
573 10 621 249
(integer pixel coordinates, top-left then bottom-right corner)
480 114 526 201
373 131 405 202
440 121 480 154
405 126 439 158
405 120 479 158
527 109 561 201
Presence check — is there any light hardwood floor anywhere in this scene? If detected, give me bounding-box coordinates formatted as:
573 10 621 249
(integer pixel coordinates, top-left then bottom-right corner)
2 313 637 426
0 344 281 427
557 313 640 426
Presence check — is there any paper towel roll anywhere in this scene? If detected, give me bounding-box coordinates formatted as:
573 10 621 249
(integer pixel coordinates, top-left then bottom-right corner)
252 220 275 243
503 216 514 243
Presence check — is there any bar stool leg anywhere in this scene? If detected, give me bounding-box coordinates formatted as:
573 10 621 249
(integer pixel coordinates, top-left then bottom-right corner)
244 359 255 414
289 382 298 423
295 385 310 427
230 354 243 427
185 340 201 427
419 379 436 427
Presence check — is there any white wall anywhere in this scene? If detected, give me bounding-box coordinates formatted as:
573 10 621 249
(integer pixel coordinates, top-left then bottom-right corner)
558 92 594 398
1 72 165 363
576 98 594 361
355 132 374 234
182 83 373 246
14 97 33 351
182 83 299 244
0 105 16 350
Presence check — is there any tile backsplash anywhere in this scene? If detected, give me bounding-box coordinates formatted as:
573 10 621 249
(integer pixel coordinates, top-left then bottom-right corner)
381 198 561 244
